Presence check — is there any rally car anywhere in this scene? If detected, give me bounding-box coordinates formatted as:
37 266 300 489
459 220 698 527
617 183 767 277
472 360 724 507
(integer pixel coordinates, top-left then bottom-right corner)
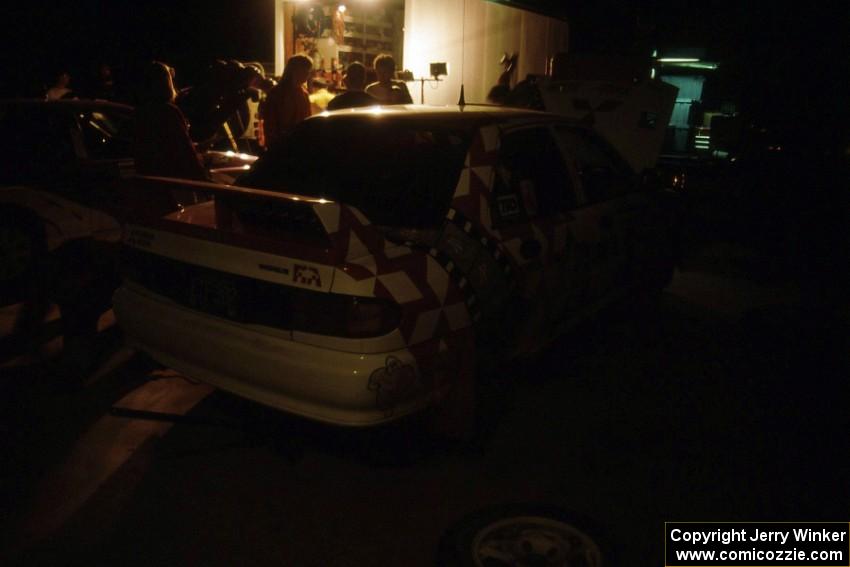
113 105 677 427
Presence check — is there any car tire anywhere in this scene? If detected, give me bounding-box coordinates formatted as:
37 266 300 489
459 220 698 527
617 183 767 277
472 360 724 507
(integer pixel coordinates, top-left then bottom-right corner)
0 210 46 306
436 503 613 567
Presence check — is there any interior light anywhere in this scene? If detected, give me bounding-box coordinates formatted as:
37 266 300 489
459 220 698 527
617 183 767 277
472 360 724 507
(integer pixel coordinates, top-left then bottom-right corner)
658 58 700 62
337 4 346 12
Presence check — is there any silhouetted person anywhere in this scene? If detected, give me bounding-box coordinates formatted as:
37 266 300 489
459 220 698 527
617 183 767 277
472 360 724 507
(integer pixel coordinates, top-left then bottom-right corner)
90 62 116 100
133 61 206 181
177 59 274 146
327 62 378 111
365 54 412 105
487 52 517 104
263 54 313 148
45 69 73 100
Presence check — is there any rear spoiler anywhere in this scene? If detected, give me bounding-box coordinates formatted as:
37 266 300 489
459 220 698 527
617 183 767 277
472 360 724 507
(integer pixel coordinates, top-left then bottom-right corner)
121 175 316 217
121 176 384 263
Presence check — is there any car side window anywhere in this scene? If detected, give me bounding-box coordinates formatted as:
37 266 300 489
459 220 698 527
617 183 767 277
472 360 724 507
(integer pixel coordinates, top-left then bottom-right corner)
492 127 576 227
554 126 633 205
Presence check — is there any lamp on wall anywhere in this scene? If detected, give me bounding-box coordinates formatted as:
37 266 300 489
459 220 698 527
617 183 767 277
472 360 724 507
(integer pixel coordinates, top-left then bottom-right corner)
429 62 447 79
414 62 448 105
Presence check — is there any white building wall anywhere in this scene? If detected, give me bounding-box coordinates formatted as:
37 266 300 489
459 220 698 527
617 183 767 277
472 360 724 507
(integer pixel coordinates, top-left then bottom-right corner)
273 0 569 103
275 0 285 76
403 0 568 105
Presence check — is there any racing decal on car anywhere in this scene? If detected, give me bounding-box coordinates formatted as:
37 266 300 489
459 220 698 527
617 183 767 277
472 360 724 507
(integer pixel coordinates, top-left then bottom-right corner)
368 355 420 416
312 192 478 385
496 194 521 218
451 126 499 226
313 199 476 354
434 209 516 346
445 208 514 287
312 201 383 262
328 241 472 349
426 246 480 324
293 264 322 287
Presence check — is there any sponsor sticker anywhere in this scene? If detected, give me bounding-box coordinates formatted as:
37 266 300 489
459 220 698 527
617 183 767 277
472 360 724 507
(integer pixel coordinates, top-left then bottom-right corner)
496 194 520 219
293 264 322 287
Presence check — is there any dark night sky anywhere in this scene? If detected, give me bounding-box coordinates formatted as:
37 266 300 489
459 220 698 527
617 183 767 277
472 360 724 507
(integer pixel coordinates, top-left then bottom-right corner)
3 1 276 93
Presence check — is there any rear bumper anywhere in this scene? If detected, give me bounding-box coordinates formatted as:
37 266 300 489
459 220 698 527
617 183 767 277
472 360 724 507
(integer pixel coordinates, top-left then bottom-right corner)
113 284 441 426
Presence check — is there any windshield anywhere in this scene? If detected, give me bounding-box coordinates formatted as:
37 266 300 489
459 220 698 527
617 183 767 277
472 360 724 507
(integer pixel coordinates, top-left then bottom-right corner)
237 117 473 228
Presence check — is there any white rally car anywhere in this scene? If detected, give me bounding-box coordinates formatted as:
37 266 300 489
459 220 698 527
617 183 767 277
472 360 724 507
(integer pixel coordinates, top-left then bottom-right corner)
114 105 677 427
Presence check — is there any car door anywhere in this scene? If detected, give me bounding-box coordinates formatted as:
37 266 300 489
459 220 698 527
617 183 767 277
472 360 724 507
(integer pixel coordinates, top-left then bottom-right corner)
552 124 649 306
489 124 582 354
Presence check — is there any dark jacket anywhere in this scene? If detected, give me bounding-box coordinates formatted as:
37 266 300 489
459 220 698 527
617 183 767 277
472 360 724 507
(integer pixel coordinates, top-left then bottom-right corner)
133 102 206 180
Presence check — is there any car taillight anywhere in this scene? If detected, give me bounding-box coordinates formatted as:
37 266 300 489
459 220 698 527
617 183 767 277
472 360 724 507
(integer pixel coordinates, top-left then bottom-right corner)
291 292 401 338
347 297 400 337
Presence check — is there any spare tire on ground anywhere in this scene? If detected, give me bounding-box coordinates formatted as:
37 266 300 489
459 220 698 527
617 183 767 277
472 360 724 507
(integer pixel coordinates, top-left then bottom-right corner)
436 503 613 567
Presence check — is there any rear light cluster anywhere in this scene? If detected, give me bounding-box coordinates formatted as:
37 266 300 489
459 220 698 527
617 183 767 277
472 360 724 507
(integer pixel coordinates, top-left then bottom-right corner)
290 291 401 338
121 247 400 339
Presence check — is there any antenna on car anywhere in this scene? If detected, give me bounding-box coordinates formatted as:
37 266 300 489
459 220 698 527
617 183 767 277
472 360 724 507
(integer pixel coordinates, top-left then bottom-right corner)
458 0 466 107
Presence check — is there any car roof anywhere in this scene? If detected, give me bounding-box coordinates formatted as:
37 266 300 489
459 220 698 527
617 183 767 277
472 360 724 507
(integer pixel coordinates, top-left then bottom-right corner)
0 98 134 113
313 103 571 128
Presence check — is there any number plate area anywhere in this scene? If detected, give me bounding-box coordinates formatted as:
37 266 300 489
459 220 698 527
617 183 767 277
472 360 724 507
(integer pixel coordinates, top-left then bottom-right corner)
189 274 242 320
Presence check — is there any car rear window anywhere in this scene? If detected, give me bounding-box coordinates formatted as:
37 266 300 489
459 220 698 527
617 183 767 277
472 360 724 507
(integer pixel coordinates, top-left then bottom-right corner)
237 117 473 228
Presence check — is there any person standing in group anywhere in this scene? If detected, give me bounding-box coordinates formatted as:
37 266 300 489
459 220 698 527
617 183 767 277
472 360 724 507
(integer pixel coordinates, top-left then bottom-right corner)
90 62 116 100
45 68 73 100
365 54 412 105
326 62 377 111
133 61 207 181
262 54 313 148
